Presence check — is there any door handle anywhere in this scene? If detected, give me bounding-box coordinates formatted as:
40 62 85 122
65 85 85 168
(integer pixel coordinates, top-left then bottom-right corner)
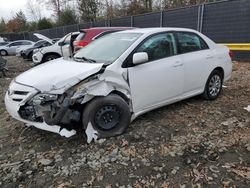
173 61 183 67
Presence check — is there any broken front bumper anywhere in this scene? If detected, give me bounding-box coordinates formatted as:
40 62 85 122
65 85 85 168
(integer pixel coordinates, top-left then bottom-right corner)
32 51 43 64
4 81 76 137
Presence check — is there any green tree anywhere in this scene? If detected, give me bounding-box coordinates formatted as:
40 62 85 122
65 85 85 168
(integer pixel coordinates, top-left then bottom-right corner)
58 7 78 26
15 11 28 31
79 0 99 22
0 18 6 32
37 18 53 30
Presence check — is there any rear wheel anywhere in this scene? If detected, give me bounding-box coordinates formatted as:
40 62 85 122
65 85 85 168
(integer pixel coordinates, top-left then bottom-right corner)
43 54 60 62
82 94 131 138
0 50 7 56
202 70 223 100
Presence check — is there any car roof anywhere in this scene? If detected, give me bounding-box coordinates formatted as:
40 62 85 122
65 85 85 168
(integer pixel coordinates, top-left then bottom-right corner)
80 27 134 32
118 27 198 34
10 40 33 43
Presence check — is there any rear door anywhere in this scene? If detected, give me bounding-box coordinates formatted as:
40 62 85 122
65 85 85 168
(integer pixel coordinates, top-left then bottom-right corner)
175 32 214 97
128 32 184 113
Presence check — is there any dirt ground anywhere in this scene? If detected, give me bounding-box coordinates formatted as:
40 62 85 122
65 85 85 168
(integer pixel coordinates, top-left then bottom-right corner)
0 56 249 188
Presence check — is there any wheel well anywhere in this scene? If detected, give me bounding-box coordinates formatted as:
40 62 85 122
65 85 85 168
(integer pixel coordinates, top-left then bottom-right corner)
214 67 224 79
42 52 61 62
110 90 130 104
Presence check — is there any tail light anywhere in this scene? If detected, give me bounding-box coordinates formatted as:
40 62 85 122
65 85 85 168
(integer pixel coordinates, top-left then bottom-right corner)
229 50 233 59
73 40 89 48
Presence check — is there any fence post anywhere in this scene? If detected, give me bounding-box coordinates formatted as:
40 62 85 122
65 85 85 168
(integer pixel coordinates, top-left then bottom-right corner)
197 5 201 31
160 11 163 27
130 16 134 27
199 4 205 32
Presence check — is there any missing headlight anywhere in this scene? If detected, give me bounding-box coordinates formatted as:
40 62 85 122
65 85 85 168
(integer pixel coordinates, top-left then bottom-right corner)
29 94 58 105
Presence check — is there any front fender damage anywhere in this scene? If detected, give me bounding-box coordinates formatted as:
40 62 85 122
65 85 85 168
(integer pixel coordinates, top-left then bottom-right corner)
72 69 132 143
19 68 132 142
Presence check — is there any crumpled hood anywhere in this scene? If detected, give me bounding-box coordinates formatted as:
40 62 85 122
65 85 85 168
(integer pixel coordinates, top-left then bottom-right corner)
15 58 104 94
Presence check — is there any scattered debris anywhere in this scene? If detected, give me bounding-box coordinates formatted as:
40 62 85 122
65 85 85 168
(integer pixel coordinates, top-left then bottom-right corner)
0 58 249 187
243 105 250 112
85 122 98 143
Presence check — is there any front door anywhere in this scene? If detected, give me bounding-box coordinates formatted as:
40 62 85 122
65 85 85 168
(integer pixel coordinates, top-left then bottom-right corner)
128 32 184 113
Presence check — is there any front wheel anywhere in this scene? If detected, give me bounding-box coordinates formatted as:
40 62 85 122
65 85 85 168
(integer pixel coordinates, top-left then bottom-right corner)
0 50 8 56
202 70 223 100
82 94 131 138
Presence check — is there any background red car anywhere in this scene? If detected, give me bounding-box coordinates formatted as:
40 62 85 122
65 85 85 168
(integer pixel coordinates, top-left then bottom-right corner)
73 27 134 52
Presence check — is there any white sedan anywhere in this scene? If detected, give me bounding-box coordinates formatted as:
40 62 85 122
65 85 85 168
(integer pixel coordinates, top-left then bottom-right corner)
5 28 232 141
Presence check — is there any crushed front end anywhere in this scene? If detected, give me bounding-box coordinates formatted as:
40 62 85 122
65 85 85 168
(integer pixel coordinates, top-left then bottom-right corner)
5 81 79 137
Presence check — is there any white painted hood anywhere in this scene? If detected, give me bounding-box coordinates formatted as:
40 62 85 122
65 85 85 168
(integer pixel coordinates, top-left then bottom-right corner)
15 58 104 93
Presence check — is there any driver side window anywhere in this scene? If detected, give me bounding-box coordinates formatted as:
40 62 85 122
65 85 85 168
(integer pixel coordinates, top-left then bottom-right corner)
136 33 177 62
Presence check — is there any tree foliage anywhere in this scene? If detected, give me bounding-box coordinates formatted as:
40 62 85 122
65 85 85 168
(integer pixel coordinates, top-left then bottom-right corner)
78 0 100 22
58 7 78 26
37 18 53 30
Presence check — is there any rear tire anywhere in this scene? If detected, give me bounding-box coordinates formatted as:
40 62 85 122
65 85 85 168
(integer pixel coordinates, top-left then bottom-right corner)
82 94 131 138
202 70 223 100
43 54 60 62
0 50 8 56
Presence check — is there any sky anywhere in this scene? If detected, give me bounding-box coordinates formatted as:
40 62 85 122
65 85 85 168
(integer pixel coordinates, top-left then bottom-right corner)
0 0 52 21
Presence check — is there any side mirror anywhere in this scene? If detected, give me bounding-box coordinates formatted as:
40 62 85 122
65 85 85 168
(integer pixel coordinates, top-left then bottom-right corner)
133 52 148 65
58 41 64 46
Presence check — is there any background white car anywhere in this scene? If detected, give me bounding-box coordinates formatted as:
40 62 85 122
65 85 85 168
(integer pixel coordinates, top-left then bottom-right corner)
32 32 80 65
5 28 232 139
0 40 34 56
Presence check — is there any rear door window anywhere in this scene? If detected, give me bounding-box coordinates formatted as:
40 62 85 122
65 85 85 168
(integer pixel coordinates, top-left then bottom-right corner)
176 32 209 54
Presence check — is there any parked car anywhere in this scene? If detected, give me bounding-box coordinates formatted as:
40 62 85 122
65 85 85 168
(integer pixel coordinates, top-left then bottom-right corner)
73 27 135 52
0 40 34 56
32 32 80 65
22 40 53 60
0 42 9 46
5 28 232 140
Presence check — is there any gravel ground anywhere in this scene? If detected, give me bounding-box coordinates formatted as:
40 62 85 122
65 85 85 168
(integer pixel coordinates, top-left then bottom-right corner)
0 56 249 188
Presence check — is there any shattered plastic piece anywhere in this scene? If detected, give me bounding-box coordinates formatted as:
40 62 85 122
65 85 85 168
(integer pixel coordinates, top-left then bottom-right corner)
85 122 98 143
243 105 250 112
59 129 77 138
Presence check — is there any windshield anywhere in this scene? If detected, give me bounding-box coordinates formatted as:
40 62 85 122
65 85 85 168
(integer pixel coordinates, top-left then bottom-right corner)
34 40 45 47
74 33 142 64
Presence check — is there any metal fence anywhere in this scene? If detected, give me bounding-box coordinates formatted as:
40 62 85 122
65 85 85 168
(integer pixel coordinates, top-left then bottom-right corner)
1 0 250 60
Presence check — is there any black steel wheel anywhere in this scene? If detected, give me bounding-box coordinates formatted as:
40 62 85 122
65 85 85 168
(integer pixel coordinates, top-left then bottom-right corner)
82 94 131 138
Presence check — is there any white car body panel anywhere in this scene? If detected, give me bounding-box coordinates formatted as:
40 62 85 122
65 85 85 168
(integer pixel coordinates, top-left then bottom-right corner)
5 27 232 138
128 55 183 113
33 33 53 44
32 32 79 64
16 58 104 93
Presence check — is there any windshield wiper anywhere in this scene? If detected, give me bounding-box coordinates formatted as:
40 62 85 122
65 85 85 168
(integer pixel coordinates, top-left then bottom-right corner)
74 56 96 63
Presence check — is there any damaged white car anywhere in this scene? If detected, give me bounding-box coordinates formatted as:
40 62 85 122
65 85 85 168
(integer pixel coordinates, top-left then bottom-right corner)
5 28 232 142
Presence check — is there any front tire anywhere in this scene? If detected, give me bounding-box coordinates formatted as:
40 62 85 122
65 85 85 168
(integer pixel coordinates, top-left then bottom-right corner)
0 50 8 56
202 69 223 100
82 94 131 138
